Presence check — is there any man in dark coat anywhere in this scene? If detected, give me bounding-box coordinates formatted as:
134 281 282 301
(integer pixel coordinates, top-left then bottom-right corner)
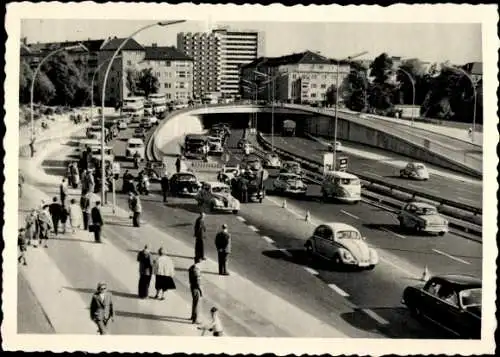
136 245 154 299
214 224 231 276
194 212 206 261
175 155 182 173
89 282 114 335
80 191 92 230
160 172 170 203
49 197 63 236
90 201 104 243
188 258 203 324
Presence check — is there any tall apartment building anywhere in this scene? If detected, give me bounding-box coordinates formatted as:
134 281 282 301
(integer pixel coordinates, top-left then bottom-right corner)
177 27 263 98
240 50 350 105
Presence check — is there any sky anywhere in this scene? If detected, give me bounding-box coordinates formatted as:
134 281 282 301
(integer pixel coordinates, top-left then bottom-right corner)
21 19 482 64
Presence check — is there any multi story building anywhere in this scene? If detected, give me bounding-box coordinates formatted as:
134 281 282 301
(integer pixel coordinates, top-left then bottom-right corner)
240 50 350 105
177 27 263 98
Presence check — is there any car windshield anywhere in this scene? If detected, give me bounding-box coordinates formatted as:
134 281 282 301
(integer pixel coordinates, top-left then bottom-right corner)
459 288 482 308
212 186 230 194
415 164 425 170
339 178 360 185
128 143 142 148
177 174 195 181
416 206 438 215
337 230 362 240
283 175 300 182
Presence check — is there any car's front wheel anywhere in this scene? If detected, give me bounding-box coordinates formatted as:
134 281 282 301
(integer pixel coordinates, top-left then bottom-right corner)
366 264 376 270
232 210 239 214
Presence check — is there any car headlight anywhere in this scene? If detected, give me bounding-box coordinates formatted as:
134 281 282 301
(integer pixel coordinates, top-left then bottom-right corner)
213 198 223 206
340 248 355 262
369 248 379 263
443 219 448 226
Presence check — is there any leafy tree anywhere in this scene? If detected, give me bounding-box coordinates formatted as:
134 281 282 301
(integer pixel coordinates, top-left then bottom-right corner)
369 53 393 84
368 53 397 111
137 68 160 98
19 60 56 104
125 67 138 96
342 69 368 112
324 84 337 106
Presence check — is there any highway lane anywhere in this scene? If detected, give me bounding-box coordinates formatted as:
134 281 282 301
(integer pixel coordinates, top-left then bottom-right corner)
264 134 482 208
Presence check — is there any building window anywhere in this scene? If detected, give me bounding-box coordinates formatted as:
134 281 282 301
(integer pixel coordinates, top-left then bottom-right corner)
177 71 186 78
166 61 171 67
127 60 132 66
311 84 317 88
320 84 326 89
311 93 317 98
311 74 317 79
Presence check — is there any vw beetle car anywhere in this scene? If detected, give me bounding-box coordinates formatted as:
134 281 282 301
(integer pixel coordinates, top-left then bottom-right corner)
281 161 303 176
398 201 448 236
304 223 378 269
170 172 201 197
400 162 430 180
273 173 307 196
328 141 343 152
401 274 481 339
264 153 282 169
196 181 240 214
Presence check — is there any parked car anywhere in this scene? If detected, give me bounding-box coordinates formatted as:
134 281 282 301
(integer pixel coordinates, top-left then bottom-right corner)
170 172 201 197
304 222 378 270
126 138 145 160
196 181 240 214
264 153 282 169
401 274 481 339
273 173 307 196
400 162 430 180
133 127 146 140
281 161 303 176
397 201 448 236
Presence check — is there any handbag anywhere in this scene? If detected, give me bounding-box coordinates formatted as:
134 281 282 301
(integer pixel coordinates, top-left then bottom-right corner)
89 224 96 232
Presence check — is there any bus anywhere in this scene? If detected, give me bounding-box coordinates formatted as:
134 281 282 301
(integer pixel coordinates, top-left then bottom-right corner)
122 96 145 117
321 171 361 203
149 93 167 114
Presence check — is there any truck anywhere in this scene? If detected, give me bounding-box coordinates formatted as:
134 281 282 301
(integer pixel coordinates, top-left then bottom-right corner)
282 120 296 136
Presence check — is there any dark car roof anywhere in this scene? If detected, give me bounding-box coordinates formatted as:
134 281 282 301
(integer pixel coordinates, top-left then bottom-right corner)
433 274 482 288
173 172 196 178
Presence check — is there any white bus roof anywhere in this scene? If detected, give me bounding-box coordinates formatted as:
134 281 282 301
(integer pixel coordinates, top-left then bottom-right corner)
324 171 359 179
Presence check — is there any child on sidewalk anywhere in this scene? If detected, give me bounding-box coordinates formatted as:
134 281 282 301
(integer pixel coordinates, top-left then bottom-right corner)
198 306 224 337
18 228 27 265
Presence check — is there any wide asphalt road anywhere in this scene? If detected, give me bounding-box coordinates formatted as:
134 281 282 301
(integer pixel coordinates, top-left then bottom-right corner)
264 134 482 209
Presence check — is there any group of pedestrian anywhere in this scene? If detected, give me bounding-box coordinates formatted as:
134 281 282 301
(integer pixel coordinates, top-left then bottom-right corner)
136 245 177 300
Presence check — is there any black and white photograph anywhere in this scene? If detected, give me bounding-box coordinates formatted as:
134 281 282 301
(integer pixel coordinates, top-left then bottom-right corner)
2 2 498 355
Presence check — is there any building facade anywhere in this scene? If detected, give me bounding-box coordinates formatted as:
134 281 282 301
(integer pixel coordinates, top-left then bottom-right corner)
177 27 263 98
240 51 350 105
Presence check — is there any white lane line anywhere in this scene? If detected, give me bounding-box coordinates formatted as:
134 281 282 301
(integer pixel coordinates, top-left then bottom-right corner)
261 236 275 244
407 183 439 194
303 267 319 275
266 196 317 225
247 225 259 232
380 227 406 239
368 172 384 178
457 196 479 204
236 216 246 222
340 210 359 220
362 308 389 325
328 284 350 297
432 249 471 265
278 248 293 258
378 256 418 279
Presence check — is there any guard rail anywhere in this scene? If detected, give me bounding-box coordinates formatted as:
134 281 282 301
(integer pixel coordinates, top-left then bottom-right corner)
256 133 482 231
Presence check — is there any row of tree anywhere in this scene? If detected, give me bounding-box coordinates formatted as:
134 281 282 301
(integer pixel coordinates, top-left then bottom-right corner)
339 53 483 124
125 67 160 98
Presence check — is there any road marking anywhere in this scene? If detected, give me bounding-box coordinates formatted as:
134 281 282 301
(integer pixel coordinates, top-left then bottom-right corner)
378 256 419 280
236 216 246 222
261 236 275 244
303 267 319 275
278 248 293 258
362 308 389 325
328 284 349 297
247 225 259 232
407 183 439 194
340 210 359 220
368 172 384 178
380 227 406 239
457 196 478 204
266 196 317 225
432 249 471 265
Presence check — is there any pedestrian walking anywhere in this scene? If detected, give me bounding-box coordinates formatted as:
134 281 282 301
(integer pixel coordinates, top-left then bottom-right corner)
29 138 35 158
49 197 62 236
81 169 89 194
37 204 53 248
89 282 114 335
194 212 207 261
188 258 203 324
175 155 182 173
87 170 95 194
19 171 25 198
215 224 231 276
25 208 38 246
160 171 170 203
199 307 224 336
18 228 28 265
70 162 80 189
60 178 68 207
137 245 154 299
80 191 92 230
153 248 176 300
128 192 142 227
90 201 104 243
68 198 81 232
60 203 69 234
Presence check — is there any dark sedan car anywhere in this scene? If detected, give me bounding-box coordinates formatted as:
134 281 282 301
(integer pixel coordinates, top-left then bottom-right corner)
402 274 482 339
133 127 146 139
170 172 201 197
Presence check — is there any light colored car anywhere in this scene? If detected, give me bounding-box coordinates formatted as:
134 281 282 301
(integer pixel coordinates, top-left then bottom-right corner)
400 162 430 180
218 164 240 177
208 136 224 155
196 181 240 214
77 139 100 153
281 161 303 176
397 201 448 236
126 138 145 160
305 222 378 269
140 117 152 129
243 142 253 155
273 173 307 196
264 153 282 168
148 115 159 125
328 141 343 152
118 119 128 130
89 145 115 163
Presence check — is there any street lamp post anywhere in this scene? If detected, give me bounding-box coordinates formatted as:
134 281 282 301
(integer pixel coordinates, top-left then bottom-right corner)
397 67 416 125
100 20 185 204
333 51 368 167
452 67 478 143
30 44 87 152
241 79 259 133
90 55 122 121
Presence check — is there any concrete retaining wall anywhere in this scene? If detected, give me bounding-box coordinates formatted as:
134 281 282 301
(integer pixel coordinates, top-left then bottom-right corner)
154 112 205 154
305 115 482 178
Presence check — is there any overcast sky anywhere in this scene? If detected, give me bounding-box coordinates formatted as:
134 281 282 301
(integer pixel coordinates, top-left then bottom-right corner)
21 19 482 64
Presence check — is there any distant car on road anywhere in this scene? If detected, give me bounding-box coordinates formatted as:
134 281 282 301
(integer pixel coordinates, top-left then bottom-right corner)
207 136 224 155
140 117 153 129
400 162 430 180
170 172 201 197
133 127 146 140
328 141 343 152
118 119 128 130
401 274 481 339
264 153 282 169
304 222 378 270
273 173 307 196
196 181 240 214
397 201 448 236
126 138 145 160
281 161 303 176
